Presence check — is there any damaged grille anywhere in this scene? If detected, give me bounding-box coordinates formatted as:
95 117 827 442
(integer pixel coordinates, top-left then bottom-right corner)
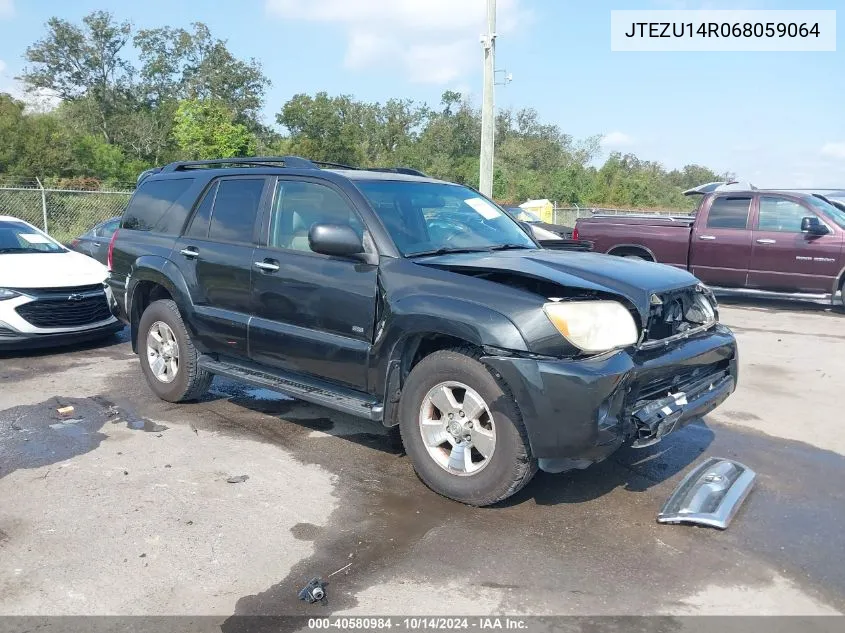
628 360 732 446
642 286 716 345
632 361 730 404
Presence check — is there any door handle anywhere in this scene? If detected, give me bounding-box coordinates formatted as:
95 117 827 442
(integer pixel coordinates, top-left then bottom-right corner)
93 242 101 247
254 260 280 272
756 238 776 244
180 247 199 258
698 235 716 241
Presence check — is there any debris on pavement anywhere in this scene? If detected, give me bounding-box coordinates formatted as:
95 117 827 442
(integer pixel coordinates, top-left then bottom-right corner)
657 457 756 530
48 419 84 429
328 563 352 578
127 418 168 433
226 475 249 484
298 577 327 604
56 406 75 416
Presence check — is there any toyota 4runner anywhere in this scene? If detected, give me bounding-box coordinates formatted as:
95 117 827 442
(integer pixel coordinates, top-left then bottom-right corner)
108 156 738 506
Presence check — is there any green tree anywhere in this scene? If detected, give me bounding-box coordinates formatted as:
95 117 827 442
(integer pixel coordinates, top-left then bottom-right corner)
0 94 26 173
134 23 269 125
20 11 134 142
277 92 368 165
173 99 256 160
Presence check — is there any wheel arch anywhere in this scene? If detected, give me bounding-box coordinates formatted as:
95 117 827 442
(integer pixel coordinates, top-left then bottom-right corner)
127 257 192 352
607 244 657 261
376 301 528 428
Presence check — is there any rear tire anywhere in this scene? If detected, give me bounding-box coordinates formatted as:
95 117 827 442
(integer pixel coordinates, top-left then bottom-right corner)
398 348 537 506
137 299 212 403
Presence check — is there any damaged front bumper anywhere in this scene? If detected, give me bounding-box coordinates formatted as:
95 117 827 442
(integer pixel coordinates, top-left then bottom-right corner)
482 324 738 468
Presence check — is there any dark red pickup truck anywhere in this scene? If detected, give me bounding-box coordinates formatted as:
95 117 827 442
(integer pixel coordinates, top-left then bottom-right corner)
574 183 845 306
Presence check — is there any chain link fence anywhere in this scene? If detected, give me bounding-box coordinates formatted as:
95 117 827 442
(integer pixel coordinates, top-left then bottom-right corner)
551 205 691 227
0 178 134 244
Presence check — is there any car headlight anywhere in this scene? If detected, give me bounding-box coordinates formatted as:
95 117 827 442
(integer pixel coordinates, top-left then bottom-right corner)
0 288 20 301
543 300 639 353
697 283 718 309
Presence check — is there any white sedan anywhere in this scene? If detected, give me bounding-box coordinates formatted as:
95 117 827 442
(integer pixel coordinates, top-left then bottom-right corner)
0 215 122 350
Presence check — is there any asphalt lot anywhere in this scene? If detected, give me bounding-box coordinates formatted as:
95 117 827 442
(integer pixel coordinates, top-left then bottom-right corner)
1 299 844 620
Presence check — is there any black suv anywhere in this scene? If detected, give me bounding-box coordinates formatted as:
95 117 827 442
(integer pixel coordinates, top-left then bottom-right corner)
108 156 738 505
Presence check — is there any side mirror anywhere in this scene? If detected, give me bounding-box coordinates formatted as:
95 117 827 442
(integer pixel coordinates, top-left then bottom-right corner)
801 216 830 236
308 223 364 257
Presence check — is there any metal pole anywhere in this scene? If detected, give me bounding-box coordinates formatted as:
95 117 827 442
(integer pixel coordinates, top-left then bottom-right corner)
35 177 48 234
478 0 496 197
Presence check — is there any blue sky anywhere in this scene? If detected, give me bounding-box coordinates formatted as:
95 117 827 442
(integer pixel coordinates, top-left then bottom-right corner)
0 0 843 187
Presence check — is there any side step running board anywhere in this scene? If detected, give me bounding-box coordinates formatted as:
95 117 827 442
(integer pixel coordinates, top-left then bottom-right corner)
657 457 755 529
710 286 835 305
198 356 383 421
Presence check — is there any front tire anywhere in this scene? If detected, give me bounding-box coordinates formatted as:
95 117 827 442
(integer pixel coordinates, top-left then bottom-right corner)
398 348 537 506
137 299 212 402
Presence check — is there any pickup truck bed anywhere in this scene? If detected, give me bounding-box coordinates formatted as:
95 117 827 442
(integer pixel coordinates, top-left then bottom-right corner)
575 215 693 267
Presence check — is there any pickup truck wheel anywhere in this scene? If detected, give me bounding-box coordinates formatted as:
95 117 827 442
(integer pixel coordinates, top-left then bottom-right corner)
138 299 212 403
399 349 537 506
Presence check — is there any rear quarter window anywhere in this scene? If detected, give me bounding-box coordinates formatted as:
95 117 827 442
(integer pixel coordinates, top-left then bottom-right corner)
706 196 751 229
122 178 196 233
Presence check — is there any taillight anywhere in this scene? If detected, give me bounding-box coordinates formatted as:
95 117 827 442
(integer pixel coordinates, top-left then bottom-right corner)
572 226 579 240
107 229 119 271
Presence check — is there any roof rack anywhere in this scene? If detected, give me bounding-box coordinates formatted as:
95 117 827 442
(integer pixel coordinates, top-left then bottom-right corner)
368 167 428 177
310 160 359 170
154 156 429 178
160 156 318 173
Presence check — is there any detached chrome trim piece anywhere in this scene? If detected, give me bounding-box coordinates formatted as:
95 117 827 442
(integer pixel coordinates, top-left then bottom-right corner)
658 457 756 530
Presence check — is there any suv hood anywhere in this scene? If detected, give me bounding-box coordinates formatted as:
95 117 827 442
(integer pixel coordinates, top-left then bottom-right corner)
416 249 698 322
0 251 108 289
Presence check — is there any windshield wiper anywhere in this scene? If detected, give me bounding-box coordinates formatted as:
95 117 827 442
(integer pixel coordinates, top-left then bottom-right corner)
484 244 534 252
407 244 535 258
0 248 56 254
406 246 491 258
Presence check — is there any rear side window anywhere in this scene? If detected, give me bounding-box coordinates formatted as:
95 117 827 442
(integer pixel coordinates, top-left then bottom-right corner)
122 178 195 233
208 179 265 243
706 196 751 229
186 182 218 239
94 218 120 238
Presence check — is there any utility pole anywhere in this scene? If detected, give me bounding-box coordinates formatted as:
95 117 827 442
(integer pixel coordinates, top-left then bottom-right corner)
478 0 496 198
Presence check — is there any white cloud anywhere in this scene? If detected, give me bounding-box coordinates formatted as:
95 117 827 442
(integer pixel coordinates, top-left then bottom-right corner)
0 0 14 19
821 142 845 160
601 131 635 149
265 0 531 84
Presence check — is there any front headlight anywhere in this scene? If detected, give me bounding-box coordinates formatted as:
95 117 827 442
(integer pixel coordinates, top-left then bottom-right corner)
543 300 639 353
0 288 20 301
697 283 718 310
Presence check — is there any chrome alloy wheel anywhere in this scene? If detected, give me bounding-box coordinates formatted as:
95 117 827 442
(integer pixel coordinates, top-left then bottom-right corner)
146 321 180 383
418 381 496 475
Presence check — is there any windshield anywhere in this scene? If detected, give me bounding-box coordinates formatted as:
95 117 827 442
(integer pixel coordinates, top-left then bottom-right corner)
354 180 537 256
807 196 845 229
0 220 65 254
